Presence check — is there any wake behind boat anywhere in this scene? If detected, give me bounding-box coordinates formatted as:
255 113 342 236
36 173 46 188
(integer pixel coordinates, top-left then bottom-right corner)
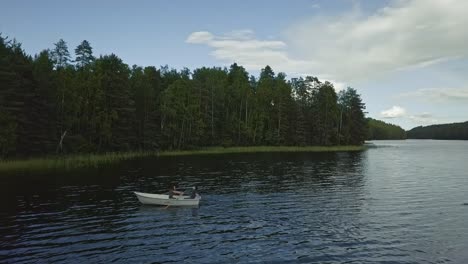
134 187 201 206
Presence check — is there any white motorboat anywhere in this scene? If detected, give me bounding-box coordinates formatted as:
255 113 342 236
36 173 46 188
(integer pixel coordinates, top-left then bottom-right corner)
134 190 201 206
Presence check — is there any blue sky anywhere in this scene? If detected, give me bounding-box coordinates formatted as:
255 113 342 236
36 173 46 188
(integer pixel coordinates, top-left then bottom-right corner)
2 0 468 129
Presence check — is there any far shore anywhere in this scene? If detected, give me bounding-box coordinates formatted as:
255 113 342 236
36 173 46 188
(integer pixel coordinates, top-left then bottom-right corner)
0 145 366 173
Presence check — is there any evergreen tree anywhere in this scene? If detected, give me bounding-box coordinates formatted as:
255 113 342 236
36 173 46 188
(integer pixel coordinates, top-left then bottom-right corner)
32 50 57 152
51 39 71 69
0 33 373 158
0 36 17 158
226 63 251 145
367 118 406 140
0 36 52 156
256 65 276 144
407 122 468 140
314 82 339 145
160 78 202 149
338 87 367 145
274 73 286 143
0 110 16 158
75 40 95 68
192 67 228 145
131 65 162 150
94 54 134 151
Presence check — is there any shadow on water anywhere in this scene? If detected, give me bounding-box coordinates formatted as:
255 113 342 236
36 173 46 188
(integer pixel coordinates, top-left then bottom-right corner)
138 204 200 217
127 151 367 194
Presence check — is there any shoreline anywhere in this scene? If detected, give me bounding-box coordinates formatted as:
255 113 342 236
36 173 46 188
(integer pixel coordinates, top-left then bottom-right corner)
0 145 366 173
158 145 365 156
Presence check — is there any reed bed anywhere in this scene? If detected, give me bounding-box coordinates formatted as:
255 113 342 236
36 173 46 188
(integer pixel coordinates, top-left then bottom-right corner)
0 145 366 173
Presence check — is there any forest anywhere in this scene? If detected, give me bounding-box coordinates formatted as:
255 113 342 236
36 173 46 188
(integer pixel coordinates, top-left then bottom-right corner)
0 35 369 159
367 118 406 140
407 121 468 140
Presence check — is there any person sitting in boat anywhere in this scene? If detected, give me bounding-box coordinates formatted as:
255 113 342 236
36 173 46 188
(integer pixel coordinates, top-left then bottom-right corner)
190 186 198 199
169 186 183 198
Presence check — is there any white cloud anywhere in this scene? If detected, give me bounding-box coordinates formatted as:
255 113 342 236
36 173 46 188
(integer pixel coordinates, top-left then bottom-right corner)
400 88 468 102
286 0 468 81
186 29 311 75
188 0 468 84
186 31 214 44
380 107 439 125
331 81 346 91
381 106 406 118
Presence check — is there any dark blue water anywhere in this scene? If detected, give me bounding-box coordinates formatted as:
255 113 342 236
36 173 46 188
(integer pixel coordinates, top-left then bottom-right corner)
1 140 468 263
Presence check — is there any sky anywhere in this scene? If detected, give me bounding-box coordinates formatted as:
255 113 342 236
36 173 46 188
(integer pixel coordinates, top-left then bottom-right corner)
2 0 468 129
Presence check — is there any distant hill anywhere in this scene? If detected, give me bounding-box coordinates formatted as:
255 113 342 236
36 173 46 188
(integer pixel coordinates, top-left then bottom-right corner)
407 121 468 140
367 118 406 140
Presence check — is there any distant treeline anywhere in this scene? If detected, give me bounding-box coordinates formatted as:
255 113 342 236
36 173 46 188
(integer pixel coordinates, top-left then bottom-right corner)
407 121 468 140
367 118 406 140
0 35 368 159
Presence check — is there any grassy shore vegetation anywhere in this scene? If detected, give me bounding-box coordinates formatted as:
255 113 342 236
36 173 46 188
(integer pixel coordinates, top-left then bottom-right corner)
0 152 153 173
159 145 366 156
0 146 366 173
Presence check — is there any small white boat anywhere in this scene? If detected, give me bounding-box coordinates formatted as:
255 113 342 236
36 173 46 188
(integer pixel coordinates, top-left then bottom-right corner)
134 191 201 206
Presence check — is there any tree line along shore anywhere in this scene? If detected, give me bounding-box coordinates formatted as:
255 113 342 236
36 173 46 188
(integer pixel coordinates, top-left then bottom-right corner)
1 35 372 161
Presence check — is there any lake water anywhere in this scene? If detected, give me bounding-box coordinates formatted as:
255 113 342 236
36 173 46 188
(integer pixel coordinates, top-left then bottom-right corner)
1 140 468 263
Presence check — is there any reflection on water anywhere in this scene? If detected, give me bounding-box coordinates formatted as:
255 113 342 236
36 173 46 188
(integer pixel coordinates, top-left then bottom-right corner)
1 141 468 263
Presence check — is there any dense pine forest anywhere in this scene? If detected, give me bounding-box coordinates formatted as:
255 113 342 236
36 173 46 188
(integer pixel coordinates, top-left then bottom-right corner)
367 118 406 140
0 35 369 159
407 121 468 140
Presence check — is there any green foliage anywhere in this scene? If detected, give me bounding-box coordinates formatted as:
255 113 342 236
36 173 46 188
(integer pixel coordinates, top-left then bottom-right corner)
0 151 155 173
75 40 95 68
0 110 16 158
0 34 371 159
158 145 366 157
51 39 71 69
367 118 406 140
94 54 134 151
407 121 468 139
192 66 228 145
0 145 366 173
314 82 339 145
0 36 52 157
160 78 201 149
131 65 162 150
338 87 367 145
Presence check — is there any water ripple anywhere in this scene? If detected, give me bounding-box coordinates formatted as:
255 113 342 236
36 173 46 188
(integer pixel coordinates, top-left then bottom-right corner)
1 141 468 263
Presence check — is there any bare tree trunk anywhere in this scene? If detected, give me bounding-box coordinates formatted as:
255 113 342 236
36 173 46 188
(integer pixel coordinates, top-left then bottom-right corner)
245 98 248 123
188 119 192 145
211 86 214 142
324 100 328 145
338 107 343 145
253 121 258 144
56 130 67 154
278 99 281 138
238 100 242 144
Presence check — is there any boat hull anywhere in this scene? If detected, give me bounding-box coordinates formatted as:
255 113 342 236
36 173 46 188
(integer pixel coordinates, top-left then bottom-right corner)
134 192 200 206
